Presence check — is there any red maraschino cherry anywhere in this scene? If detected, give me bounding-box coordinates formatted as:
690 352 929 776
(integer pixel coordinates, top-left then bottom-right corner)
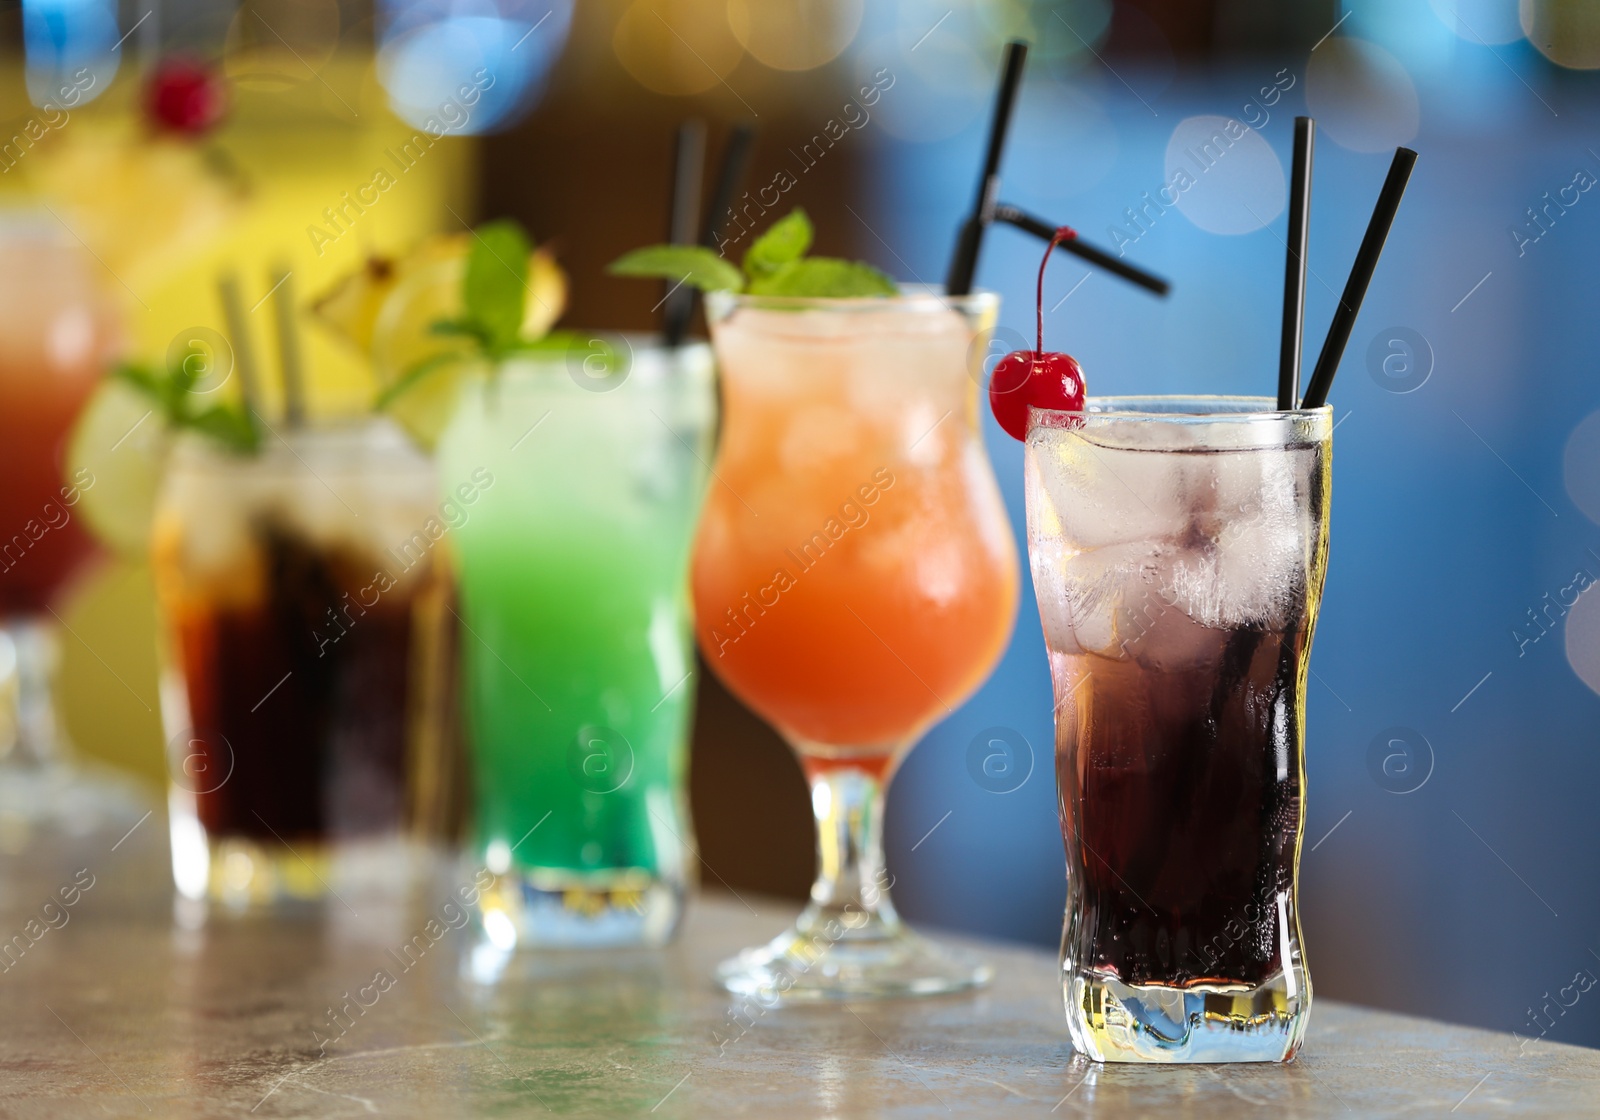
989 226 1085 441
146 59 228 136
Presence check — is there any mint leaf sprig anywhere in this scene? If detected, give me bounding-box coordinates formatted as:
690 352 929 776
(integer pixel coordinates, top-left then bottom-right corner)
608 208 897 299
115 361 260 453
431 219 534 357
378 219 610 410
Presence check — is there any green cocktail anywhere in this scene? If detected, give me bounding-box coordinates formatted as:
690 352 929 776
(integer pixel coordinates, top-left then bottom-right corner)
435 338 714 950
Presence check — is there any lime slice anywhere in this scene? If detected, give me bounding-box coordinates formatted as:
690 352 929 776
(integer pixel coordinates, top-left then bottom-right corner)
369 256 476 452
67 379 173 557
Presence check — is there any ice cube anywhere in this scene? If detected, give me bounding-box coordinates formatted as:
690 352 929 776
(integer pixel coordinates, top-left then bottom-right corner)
1031 425 1320 636
1162 448 1308 630
1124 584 1229 673
1029 427 1192 551
1028 533 1080 654
1055 540 1172 660
1216 514 1304 630
779 405 867 471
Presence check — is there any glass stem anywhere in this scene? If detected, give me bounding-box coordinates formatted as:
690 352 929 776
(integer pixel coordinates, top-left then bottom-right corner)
0 617 63 769
800 761 901 939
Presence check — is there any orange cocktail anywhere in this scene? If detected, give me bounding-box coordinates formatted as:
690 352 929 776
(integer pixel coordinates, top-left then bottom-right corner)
694 288 1017 1000
0 227 114 616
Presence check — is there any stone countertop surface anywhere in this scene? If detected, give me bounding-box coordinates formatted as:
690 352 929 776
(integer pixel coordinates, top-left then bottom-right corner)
0 842 1592 1118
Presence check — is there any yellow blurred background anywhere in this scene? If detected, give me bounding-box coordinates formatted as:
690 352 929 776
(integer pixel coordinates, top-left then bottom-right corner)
2 58 476 787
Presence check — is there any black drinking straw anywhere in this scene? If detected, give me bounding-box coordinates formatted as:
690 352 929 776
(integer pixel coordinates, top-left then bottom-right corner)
270 265 307 427
700 122 756 250
943 43 1169 300
944 39 1028 296
1278 117 1315 411
992 204 1170 296
662 119 707 348
216 273 261 433
1300 147 1417 410
656 122 754 351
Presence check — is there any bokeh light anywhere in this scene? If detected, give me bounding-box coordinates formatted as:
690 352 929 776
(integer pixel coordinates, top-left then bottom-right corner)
726 0 863 73
1305 37 1421 154
856 31 990 144
1567 585 1600 698
1563 409 1600 524
613 0 743 97
1429 0 1526 45
378 1 573 134
1338 0 1457 77
1521 0 1600 70
22 0 119 110
976 0 1112 66
1162 114 1285 236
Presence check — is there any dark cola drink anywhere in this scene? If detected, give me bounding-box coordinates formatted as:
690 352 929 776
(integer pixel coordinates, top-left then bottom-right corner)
153 423 465 906
1026 398 1331 1063
1061 632 1305 990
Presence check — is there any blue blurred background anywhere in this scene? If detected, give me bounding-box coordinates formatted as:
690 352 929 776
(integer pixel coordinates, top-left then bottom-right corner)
14 0 1600 1050
858 3 1600 1050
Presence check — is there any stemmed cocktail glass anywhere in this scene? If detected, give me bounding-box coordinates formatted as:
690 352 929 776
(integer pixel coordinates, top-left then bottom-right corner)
0 216 148 851
693 288 1017 1000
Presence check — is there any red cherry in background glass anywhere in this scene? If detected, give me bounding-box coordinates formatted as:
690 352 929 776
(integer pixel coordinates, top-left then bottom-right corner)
988 226 1086 441
146 59 228 136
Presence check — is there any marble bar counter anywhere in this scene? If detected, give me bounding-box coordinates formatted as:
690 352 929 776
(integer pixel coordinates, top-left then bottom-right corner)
0 845 1592 1118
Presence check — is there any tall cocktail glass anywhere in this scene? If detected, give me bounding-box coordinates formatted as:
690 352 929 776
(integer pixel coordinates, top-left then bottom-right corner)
152 418 464 907
695 289 1018 1000
435 340 713 952
1025 396 1331 1063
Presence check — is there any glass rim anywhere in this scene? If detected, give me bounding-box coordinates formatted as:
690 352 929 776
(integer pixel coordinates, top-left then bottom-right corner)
513 330 713 351
706 283 999 315
1030 395 1334 424
492 332 714 363
165 414 430 472
487 334 716 392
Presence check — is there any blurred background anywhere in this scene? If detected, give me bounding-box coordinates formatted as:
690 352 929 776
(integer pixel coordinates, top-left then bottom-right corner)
6 0 1600 1046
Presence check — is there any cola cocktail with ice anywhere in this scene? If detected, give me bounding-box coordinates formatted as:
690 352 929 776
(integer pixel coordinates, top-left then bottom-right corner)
1025 397 1331 1063
153 419 464 906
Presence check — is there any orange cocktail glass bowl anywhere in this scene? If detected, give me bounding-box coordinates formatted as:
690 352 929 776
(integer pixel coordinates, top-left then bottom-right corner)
0 229 118 614
692 291 1018 761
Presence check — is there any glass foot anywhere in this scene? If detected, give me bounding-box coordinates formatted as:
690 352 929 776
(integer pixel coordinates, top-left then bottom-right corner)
168 816 439 910
0 619 157 861
467 867 686 980
1067 971 1308 1063
716 906 994 1003
0 761 152 856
